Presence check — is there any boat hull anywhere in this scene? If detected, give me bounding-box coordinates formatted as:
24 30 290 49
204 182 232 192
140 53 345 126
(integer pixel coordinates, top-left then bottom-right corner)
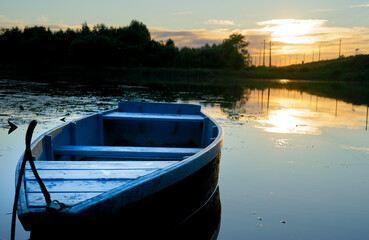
29 153 221 239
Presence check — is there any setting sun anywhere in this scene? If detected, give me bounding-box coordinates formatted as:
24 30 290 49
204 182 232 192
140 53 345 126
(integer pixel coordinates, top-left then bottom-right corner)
258 19 325 44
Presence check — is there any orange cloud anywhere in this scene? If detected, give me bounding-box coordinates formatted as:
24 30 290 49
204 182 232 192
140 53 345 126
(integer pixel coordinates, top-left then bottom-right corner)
150 27 233 47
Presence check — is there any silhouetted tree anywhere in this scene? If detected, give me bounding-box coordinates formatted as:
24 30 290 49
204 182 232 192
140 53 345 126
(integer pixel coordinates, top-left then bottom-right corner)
0 27 22 64
0 21 250 70
81 22 91 35
220 33 249 69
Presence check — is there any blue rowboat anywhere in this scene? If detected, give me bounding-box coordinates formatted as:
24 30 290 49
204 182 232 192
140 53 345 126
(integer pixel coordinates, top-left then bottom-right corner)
16 101 223 233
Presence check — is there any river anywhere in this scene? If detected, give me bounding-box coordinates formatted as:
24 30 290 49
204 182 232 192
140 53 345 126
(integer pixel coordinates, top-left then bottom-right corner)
0 79 368 239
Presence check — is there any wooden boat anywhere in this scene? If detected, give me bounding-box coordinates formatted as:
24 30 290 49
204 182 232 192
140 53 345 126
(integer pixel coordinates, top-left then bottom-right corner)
16 101 223 233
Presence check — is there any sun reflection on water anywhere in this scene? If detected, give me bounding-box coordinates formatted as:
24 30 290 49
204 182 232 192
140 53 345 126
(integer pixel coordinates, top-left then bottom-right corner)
217 87 369 135
258 109 321 135
278 79 290 84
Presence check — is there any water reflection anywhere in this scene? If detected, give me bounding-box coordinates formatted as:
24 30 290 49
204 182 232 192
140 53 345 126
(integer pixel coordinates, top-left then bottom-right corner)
30 188 221 240
1 79 369 240
259 109 321 134
220 88 369 134
278 79 291 84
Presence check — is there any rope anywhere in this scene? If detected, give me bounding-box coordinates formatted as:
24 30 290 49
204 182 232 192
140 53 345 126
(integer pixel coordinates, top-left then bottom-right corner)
10 120 55 240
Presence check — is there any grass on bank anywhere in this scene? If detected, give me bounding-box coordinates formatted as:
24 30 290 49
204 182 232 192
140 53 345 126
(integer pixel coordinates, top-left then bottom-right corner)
247 54 369 82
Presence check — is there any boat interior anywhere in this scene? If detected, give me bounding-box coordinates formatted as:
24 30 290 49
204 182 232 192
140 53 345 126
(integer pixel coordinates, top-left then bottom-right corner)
25 102 219 208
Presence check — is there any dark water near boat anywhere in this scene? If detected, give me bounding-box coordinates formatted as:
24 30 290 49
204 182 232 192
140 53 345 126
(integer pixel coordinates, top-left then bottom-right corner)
0 79 368 239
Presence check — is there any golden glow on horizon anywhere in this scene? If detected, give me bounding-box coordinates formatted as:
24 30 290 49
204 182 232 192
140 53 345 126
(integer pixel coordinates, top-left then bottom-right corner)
249 19 369 66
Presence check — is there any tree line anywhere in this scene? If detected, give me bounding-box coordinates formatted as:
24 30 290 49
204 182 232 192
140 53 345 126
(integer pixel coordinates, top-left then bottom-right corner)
0 20 250 70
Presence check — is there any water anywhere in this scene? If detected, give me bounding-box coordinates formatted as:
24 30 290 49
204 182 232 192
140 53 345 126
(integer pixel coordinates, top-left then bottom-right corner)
0 79 368 239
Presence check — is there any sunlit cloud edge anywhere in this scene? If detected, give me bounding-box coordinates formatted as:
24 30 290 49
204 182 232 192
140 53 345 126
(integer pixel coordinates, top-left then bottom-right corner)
350 3 369 8
204 19 235 26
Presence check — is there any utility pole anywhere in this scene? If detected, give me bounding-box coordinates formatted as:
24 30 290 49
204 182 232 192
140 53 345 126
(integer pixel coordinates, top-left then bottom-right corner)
259 48 262 66
269 41 272 68
319 46 321 61
263 40 266 66
338 39 342 58
312 50 314 62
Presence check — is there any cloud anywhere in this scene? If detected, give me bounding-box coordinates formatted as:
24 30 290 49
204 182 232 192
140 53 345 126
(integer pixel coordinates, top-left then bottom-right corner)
39 16 49 22
0 14 81 32
255 19 328 44
205 19 235 26
150 27 233 48
350 3 369 7
45 24 81 31
249 18 369 47
0 15 25 28
152 18 369 65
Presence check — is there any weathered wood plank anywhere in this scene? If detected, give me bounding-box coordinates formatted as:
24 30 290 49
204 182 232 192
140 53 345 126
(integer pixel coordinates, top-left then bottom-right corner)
25 169 155 180
26 180 130 193
103 112 204 122
27 192 101 207
54 145 202 158
26 161 178 170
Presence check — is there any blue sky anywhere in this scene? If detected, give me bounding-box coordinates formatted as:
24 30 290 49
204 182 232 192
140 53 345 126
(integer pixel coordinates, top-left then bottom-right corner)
1 0 369 65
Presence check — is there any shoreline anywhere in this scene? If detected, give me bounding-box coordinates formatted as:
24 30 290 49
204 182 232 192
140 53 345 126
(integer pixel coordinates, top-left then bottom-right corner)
2 54 369 84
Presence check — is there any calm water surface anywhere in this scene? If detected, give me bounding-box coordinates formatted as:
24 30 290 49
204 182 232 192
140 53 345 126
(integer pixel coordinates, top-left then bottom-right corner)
0 79 368 239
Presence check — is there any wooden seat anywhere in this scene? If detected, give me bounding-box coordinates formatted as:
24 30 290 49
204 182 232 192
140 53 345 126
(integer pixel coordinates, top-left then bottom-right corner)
54 145 202 159
103 112 204 122
25 160 179 207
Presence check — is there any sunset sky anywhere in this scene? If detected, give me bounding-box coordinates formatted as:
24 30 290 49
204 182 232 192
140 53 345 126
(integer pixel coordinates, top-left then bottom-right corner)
1 0 369 66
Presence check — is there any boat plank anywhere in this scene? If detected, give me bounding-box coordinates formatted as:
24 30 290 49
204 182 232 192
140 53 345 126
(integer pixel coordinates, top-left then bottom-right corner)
26 161 178 170
25 169 155 180
103 112 204 122
26 180 130 193
118 101 201 114
54 145 202 158
27 192 101 207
